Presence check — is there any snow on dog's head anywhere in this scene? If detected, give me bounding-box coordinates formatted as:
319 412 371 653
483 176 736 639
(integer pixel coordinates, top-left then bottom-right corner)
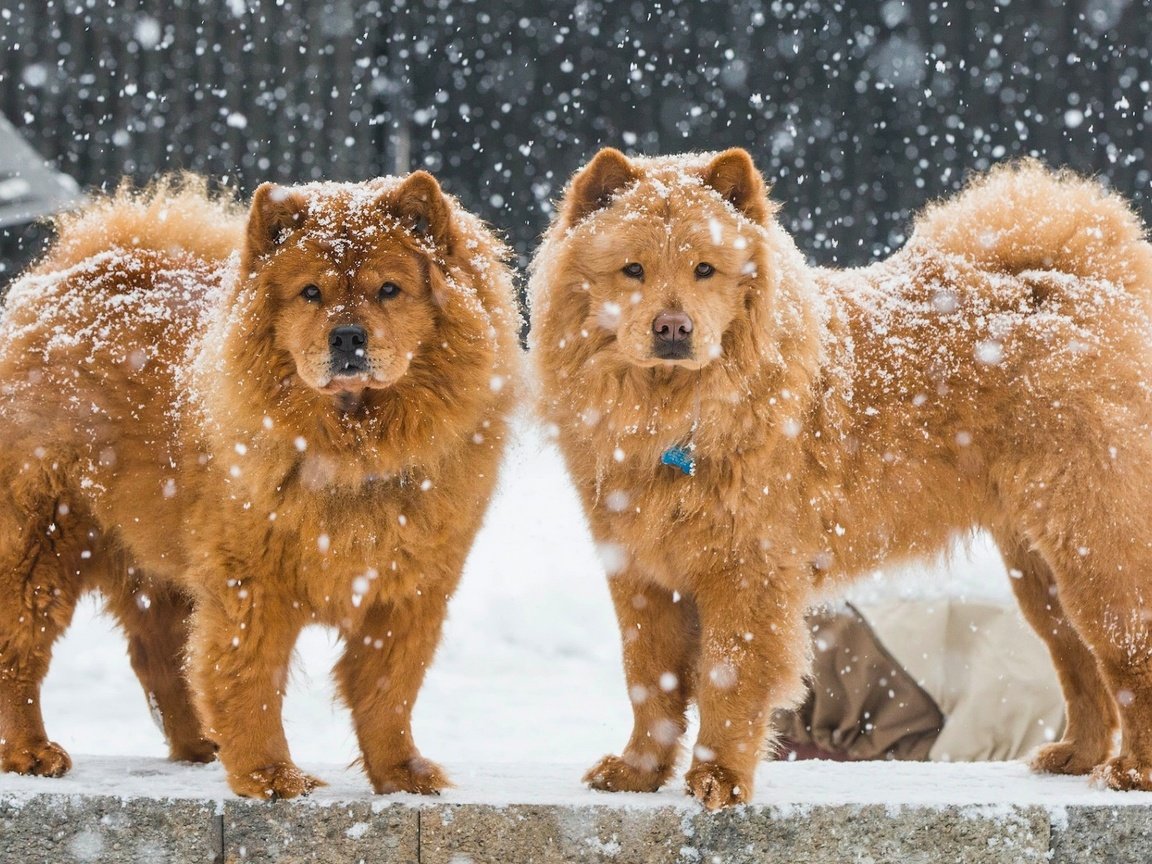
194 171 520 484
531 147 781 373
239 173 457 400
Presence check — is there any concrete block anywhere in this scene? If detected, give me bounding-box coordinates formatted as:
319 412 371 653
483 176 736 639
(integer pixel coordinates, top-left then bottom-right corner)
221 799 418 864
1049 805 1152 864
0 793 218 864
418 802 1051 864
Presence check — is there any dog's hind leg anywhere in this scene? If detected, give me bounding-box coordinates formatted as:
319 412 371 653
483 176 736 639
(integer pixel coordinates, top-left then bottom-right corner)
1013 473 1152 791
1040 551 1152 790
102 576 216 764
335 590 453 795
992 528 1117 774
0 496 85 777
583 573 700 794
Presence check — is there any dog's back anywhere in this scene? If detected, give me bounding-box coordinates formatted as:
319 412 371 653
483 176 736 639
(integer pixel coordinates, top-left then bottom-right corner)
1 176 243 380
911 159 1152 298
0 178 242 576
0 176 242 397
34 174 242 274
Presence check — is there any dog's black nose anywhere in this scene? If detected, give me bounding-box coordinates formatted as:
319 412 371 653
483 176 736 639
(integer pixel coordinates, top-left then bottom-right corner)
329 325 368 374
330 325 367 354
652 311 693 344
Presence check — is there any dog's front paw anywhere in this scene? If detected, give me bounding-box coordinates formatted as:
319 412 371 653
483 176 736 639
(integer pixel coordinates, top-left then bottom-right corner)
231 762 325 800
1030 740 1105 776
1094 755 1152 791
685 762 750 810
372 756 451 795
1 739 72 777
583 753 667 793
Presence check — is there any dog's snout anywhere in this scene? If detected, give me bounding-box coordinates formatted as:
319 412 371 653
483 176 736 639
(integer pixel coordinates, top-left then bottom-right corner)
329 325 368 375
652 311 693 344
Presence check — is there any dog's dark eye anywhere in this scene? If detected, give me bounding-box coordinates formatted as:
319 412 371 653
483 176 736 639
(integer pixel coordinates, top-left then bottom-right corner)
622 262 644 279
300 284 322 303
695 262 715 279
378 282 400 301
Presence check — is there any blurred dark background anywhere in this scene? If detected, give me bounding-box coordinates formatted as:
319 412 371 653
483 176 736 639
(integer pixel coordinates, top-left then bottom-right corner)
1 0 1149 286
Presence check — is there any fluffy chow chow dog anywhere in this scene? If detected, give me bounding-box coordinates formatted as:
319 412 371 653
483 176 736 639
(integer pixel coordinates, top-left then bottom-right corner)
0 172 519 798
531 147 1152 808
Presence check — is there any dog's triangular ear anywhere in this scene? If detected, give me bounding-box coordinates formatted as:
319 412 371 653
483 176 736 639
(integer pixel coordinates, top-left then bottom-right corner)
246 182 309 261
564 148 638 226
702 149 770 224
392 170 453 253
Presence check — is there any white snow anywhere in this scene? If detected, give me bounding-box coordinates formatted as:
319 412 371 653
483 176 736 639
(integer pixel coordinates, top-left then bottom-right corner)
8 414 1136 807
5 756 1152 812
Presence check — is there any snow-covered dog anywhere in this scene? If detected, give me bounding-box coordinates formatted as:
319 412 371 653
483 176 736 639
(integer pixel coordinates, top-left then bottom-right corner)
531 148 1152 808
0 174 520 798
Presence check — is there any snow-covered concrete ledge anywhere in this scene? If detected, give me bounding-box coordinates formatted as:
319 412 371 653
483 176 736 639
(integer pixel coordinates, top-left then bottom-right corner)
3 758 1152 863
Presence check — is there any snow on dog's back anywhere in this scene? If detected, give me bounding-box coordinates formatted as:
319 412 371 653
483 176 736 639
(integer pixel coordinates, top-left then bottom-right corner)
40 174 244 275
911 159 1152 295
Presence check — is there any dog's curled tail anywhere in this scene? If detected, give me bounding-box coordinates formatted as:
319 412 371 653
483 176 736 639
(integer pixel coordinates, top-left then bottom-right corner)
43 174 245 272
911 159 1152 291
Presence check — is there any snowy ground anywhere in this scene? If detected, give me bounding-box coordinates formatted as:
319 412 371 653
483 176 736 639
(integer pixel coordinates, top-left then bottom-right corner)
23 415 1064 802
7 755 1152 810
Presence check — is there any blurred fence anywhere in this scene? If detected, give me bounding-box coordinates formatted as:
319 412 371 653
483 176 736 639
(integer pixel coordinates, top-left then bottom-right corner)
1 0 1149 282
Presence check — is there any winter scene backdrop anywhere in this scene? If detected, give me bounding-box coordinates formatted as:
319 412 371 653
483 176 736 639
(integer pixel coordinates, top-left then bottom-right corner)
1 0 1151 815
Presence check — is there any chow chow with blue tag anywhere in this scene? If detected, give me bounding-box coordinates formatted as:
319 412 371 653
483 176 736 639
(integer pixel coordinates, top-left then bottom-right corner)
531 147 1152 808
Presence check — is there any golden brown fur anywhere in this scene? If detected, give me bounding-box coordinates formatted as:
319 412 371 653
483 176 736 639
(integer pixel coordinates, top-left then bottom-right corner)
531 149 1152 808
0 172 520 798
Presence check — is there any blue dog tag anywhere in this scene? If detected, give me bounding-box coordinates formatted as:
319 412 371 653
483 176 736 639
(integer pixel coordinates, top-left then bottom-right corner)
661 445 696 476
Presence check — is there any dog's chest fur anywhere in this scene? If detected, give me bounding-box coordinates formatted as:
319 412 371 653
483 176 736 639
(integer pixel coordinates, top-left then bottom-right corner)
180 431 500 623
